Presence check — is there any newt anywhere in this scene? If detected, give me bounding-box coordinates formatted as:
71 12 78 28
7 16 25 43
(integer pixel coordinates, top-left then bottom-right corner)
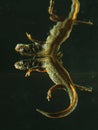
14 0 92 118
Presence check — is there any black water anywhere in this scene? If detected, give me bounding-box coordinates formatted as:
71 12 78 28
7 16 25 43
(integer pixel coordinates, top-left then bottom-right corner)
0 0 98 129
0 72 97 130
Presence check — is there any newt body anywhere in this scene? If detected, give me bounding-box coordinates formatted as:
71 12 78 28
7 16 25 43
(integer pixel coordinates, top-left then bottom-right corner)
15 0 92 118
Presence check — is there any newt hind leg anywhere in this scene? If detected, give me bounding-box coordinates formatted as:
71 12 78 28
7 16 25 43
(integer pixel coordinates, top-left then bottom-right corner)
75 84 92 92
48 0 65 22
46 84 65 101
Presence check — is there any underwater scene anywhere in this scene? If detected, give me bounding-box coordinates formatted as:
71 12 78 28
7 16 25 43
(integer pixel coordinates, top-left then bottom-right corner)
0 0 98 129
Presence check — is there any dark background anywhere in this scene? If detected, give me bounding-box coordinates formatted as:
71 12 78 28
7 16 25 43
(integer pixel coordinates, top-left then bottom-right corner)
0 0 98 130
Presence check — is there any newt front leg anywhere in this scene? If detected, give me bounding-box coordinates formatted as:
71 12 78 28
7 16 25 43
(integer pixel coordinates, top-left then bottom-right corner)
25 68 46 77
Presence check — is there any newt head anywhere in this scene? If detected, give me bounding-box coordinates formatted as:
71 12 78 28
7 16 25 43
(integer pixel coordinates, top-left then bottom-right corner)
15 42 42 56
14 58 43 71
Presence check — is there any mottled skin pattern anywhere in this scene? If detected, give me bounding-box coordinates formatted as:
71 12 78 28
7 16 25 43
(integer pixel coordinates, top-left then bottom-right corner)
15 0 92 118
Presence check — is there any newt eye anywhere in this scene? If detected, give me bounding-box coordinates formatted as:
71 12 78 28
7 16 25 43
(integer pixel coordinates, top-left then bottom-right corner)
15 44 25 52
14 61 25 70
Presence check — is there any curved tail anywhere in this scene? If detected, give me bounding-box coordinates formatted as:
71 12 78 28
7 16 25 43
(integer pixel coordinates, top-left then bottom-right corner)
36 84 78 118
